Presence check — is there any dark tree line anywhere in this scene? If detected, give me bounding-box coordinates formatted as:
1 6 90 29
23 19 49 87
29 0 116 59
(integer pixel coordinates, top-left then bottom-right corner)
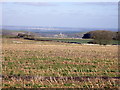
82 30 119 45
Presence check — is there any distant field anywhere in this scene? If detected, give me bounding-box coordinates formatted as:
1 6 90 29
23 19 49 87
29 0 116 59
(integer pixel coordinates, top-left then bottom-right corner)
27 37 120 45
35 38 93 44
2 38 119 88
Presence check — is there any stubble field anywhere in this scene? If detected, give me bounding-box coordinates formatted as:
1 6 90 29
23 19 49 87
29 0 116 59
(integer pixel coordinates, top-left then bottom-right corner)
2 38 119 88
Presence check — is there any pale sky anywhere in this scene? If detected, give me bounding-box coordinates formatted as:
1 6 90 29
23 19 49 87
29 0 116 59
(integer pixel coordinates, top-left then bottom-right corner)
0 0 118 29
1 0 119 2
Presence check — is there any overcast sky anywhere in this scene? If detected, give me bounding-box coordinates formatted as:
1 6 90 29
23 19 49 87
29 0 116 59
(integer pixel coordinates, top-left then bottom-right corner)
1 0 118 29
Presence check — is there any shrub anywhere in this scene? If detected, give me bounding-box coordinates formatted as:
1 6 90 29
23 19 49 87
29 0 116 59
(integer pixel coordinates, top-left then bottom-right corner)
91 30 113 45
17 33 35 40
83 30 114 45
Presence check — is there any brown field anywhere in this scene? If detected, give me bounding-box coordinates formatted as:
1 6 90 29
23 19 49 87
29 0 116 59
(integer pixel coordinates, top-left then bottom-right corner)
1 38 119 88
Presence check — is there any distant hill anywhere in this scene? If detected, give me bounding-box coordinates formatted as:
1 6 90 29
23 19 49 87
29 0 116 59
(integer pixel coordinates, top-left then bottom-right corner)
2 30 39 38
1 26 118 38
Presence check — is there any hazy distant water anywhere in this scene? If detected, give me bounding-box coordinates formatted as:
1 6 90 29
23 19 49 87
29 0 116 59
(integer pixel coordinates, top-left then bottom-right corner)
1 2 118 30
